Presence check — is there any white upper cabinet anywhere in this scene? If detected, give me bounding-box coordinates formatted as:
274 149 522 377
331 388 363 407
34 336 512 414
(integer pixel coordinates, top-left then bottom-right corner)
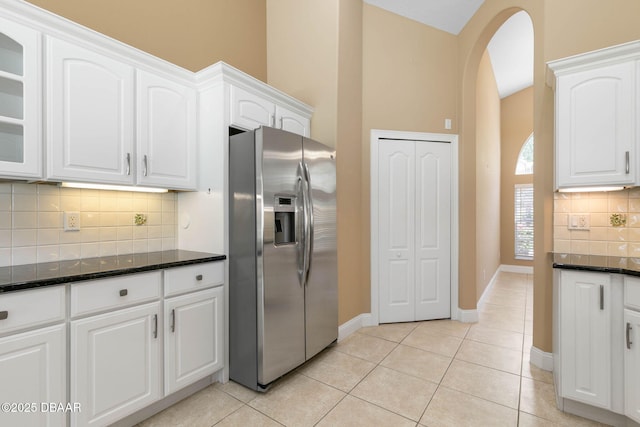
276 105 310 137
0 17 42 179
137 70 196 190
46 36 135 185
549 41 640 190
230 85 310 137
555 62 635 188
230 85 274 130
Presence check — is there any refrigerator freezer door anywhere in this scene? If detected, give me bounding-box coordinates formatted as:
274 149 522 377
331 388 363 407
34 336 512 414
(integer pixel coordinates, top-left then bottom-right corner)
302 138 338 359
257 127 306 385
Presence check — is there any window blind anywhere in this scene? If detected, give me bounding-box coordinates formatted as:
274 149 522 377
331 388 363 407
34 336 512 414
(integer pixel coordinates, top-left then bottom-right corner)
515 184 534 260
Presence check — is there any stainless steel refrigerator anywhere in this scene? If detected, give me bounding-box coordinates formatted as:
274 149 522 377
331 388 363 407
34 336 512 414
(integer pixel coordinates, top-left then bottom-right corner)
229 126 337 391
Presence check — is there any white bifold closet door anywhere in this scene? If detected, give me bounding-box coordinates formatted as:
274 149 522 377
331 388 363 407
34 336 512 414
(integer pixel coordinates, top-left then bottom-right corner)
378 139 451 323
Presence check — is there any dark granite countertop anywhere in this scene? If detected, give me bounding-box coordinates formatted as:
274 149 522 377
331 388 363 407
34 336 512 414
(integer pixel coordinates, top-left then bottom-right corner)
0 250 226 293
552 253 640 277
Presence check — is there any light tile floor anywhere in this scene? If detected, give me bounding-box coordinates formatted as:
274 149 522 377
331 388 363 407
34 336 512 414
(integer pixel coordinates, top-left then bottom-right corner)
139 272 606 426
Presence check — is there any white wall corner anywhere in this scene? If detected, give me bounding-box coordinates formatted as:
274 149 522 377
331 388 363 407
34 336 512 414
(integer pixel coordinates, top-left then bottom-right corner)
457 308 478 323
338 313 374 341
530 345 554 371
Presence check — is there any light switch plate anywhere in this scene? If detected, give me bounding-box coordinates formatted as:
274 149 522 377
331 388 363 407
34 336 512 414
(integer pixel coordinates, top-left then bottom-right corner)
567 213 590 230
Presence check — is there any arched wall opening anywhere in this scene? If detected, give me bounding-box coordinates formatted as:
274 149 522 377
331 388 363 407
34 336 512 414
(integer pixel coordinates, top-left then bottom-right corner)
457 3 553 355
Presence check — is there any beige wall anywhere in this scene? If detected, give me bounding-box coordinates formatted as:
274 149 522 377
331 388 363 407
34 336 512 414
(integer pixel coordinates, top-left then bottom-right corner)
501 87 533 267
362 4 458 318
266 0 366 324
26 0 267 77
457 0 546 345
362 5 458 135
266 0 339 148
475 50 502 299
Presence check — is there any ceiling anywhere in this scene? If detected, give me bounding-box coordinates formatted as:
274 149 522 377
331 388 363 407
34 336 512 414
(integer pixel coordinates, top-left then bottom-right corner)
363 0 533 98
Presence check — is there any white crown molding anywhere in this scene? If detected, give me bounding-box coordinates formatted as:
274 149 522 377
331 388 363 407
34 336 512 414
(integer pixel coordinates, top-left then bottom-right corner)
547 39 640 77
195 62 314 117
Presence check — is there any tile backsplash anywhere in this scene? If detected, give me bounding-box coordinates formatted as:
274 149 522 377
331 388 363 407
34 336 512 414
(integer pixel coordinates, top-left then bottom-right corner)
0 182 177 267
554 188 640 257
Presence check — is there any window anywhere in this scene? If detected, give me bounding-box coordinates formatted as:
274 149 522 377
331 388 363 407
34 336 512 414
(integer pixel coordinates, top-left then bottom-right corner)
515 184 534 260
515 134 533 175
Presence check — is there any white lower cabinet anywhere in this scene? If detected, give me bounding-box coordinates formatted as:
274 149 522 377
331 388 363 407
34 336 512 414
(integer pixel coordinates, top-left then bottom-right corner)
70 302 162 427
164 286 224 394
558 270 613 409
0 324 66 427
625 309 640 423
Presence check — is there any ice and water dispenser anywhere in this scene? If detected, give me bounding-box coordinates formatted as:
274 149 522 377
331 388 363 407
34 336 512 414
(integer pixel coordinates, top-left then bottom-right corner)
274 196 296 245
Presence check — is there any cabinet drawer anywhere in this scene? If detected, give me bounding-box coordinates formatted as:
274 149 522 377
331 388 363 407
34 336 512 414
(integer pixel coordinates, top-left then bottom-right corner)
625 276 640 310
71 271 161 317
164 262 223 297
0 286 65 334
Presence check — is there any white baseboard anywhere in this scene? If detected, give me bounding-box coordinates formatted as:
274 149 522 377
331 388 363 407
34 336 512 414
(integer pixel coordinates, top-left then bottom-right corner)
338 313 374 341
530 345 553 371
500 264 533 274
457 308 478 323
478 267 501 308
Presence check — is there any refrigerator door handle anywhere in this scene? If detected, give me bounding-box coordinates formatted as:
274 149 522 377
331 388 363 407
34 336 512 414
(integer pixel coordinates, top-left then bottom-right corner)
297 170 306 286
303 162 315 284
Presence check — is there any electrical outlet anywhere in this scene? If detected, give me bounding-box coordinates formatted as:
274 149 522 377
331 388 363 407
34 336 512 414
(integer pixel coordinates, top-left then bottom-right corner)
64 211 80 231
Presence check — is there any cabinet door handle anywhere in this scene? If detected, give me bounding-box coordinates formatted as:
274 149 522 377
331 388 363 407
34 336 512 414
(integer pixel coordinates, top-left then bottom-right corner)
626 151 630 174
153 314 158 339
196 274 203 281
119 289 128 297
126 153 131 176
170 309 175 333
279 117 283 129
270 115 275 127
600 285 604 310
627 322 633 349
143 155 148 177
0 311 7 320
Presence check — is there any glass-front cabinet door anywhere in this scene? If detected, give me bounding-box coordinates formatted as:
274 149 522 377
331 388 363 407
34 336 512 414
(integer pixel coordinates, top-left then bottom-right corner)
0 17 41 179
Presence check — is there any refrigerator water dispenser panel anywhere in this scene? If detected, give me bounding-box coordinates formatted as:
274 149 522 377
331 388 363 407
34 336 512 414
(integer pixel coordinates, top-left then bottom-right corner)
274 196 296 245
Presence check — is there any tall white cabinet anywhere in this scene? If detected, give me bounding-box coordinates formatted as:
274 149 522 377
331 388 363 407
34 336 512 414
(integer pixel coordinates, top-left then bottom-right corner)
372 136 452 323
0 16 41 179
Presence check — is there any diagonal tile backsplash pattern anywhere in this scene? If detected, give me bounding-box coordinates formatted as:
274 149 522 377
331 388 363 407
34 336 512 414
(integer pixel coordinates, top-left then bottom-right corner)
554 187 640 257
0 183 177 267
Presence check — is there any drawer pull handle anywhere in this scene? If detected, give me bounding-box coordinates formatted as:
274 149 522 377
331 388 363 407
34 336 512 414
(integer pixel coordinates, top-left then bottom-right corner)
0 311 7 320
119 289 128 297
196 274 203 281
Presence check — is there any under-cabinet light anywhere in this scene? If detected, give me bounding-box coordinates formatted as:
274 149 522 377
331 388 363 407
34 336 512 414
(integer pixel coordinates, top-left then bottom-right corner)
557 186 625 193
59 182 169 193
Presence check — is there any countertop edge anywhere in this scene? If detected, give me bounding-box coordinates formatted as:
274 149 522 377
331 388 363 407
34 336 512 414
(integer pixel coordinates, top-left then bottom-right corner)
552 262 640 278
0 252 226 294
